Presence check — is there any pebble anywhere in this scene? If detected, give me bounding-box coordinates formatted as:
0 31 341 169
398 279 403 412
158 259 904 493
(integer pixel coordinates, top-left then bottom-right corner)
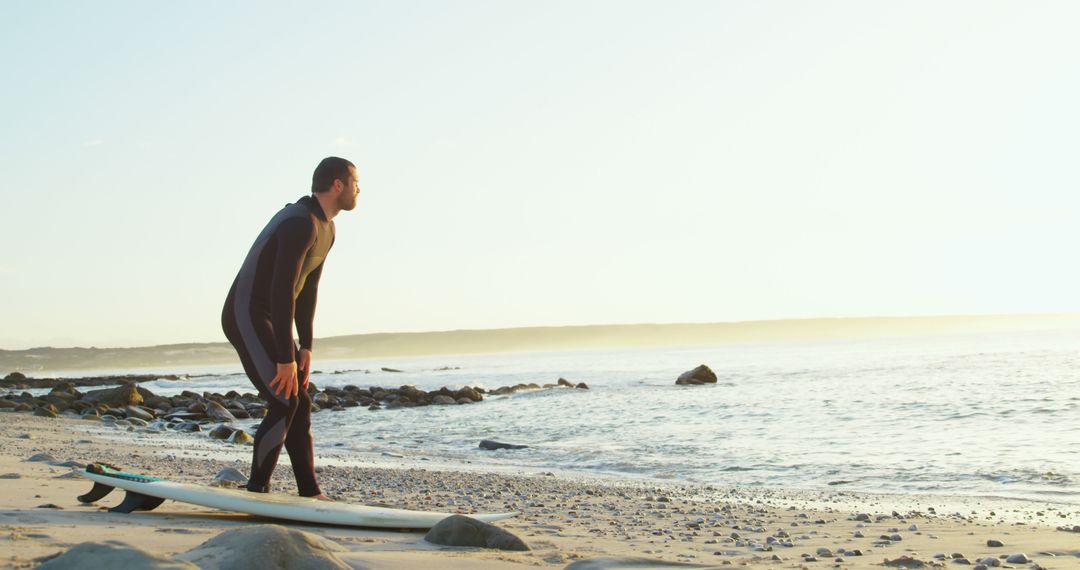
1005 553 1029 564
986 539 1004 547
27 453 57 462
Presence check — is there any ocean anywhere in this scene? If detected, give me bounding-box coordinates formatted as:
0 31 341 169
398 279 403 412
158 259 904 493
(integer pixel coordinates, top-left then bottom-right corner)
28 329 1080 506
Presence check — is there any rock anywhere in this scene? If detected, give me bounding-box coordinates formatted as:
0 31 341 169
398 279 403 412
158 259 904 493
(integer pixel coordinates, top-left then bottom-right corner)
125 406 154 421
37 541 199 569
81 383 148 408
0 473 21 479
424 515 529 551
3 372 28 382
675 364 717 385
381 367 403 373
576 382 589 390
884 556 927 567
34 406 58 418
557 378 574 387
27 453 57 462
563 558 705 569
0 398 16 408
456 386 483 402
1005 553 1030 564
175 525 349 569
210 467 247 488
208 425 235 440
205 401 237 422
432 395 457 405
986 539 1004 547
479 439 528 450
228 430 254 445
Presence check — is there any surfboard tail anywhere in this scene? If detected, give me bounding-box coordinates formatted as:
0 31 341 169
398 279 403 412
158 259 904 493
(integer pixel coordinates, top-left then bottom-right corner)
77 462 166 513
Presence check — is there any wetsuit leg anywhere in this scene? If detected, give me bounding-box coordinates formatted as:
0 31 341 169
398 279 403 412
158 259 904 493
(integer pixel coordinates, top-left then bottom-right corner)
284 355 320 497
221 294 321 497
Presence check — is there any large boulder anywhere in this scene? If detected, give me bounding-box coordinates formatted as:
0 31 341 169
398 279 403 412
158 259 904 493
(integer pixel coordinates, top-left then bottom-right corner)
3 372 27 383
675 364 717 386
176 525 349 570
424 515 529 551
81 383 151 407
37 541 198 569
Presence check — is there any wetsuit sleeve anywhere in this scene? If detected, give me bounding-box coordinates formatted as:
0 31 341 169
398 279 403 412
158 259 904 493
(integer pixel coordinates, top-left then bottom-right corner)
270 216 316 364
294 261 323 351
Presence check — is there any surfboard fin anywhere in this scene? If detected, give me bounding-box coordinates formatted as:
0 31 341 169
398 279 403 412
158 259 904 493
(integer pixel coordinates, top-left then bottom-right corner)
77 481 116 504
109 490 166 514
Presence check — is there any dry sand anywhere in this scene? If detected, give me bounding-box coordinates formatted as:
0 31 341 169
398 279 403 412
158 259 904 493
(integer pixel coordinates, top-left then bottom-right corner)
1 413 1077 569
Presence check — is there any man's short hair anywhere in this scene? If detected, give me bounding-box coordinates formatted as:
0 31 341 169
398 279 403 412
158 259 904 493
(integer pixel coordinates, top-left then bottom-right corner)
311 157 355 193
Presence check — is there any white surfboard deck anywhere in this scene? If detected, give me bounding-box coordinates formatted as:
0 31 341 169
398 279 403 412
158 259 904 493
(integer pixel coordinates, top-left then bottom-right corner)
78 468 518 529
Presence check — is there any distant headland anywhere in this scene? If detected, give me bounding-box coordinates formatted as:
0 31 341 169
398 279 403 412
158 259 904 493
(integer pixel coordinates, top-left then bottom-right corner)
3 313 1078 372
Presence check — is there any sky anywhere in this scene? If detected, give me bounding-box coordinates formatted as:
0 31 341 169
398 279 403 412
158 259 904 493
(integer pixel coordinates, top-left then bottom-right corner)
1 1 1079 349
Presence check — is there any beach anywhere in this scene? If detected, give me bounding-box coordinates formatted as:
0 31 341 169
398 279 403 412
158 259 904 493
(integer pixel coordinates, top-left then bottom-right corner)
1 412 1076 569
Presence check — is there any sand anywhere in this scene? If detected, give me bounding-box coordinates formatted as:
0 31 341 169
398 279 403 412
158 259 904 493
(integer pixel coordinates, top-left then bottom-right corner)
1 413 1077 569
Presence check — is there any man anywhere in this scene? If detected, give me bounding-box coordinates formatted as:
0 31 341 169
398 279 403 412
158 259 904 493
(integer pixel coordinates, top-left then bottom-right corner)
221 157 359 499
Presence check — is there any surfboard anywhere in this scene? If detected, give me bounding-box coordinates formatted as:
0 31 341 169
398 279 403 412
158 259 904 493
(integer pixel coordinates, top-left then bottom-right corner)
76 463 518 529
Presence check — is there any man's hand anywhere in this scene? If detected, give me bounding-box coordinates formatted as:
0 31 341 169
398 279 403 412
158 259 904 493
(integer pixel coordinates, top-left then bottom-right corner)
270 361 299 399
298 349 312 388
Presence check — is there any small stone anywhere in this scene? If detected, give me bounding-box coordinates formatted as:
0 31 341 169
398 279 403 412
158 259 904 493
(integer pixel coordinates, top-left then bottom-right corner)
27 453 57 462
986 539 1004 547
210 468 247 488
1005 553 1029 564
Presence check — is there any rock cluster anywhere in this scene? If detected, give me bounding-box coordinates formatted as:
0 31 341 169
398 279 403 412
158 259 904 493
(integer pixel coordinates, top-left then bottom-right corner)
2 372 181 389
1 374 593 438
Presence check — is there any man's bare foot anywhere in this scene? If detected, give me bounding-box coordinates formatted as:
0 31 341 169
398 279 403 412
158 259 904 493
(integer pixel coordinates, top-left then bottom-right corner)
312 493 334 502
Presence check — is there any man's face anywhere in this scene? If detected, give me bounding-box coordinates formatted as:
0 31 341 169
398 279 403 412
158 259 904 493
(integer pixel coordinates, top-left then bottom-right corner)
337 167 360 211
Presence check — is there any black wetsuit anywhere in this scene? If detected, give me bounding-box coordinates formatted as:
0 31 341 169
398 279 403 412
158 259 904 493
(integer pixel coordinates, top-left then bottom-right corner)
221 195 335 496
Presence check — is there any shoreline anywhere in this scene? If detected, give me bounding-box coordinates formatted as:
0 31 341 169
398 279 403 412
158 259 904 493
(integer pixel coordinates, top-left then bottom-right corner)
2 413 1077 569
8 375 1080 521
